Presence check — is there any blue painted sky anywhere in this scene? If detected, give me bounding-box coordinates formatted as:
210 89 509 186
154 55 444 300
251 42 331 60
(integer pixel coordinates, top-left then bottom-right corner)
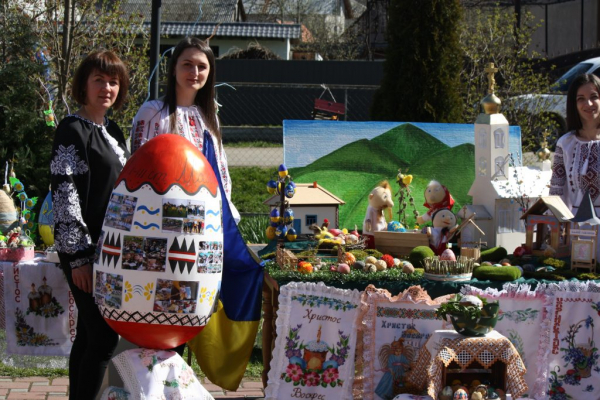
283 120 522 168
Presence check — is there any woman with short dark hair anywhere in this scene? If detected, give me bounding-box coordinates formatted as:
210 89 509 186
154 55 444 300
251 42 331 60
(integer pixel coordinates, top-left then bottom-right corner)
50 49 130 399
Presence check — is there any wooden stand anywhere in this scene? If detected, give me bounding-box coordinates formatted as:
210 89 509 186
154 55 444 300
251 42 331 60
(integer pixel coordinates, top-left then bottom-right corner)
373 231 429 257
570 226 598 273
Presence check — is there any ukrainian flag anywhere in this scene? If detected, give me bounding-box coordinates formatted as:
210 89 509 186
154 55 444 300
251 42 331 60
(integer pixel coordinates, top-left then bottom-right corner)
187 131 264 390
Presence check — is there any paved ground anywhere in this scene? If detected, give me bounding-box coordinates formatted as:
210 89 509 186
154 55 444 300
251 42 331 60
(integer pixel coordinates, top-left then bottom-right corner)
0 376 265 399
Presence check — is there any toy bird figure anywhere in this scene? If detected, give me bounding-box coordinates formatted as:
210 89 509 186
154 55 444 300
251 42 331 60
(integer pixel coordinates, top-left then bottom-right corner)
309 223 334 240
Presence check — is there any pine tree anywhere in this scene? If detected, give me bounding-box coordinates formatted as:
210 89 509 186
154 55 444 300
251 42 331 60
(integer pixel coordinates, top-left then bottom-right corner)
371 0 463 123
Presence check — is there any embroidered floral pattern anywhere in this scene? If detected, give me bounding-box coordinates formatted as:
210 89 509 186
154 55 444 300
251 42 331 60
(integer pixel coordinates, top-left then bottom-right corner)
14 308 59 347
50 144 89 175
280 324 348 388
54 222 91 255
291 295 358 311
52 182 83 224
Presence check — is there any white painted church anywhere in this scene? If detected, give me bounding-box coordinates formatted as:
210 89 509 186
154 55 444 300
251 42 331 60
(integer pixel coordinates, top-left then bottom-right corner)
458 64 552 253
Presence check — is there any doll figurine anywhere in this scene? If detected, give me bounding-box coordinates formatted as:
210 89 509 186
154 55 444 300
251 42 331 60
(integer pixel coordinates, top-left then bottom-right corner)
427 208 458 255
363 181 394 248
417 180 455 225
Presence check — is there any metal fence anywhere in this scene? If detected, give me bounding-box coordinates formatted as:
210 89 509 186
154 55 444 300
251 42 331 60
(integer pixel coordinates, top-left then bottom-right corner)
217 83 379 126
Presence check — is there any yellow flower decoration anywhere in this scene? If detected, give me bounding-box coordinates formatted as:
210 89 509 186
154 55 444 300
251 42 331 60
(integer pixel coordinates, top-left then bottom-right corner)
124 281 133 302
144 282 154 301
13 182 24 192
402 174 413 186
18 192 28 202
27 221 34 229
199 287 208 303
208 290 216 306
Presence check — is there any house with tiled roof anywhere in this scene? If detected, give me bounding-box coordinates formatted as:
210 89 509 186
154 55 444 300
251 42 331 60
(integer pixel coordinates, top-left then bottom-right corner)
120 0 301 59
263 182 345 234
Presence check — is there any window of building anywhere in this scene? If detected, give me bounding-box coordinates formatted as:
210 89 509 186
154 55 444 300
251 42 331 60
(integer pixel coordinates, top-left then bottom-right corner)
494 128 505 148
306 215 317 226
478 157 487 176
478 128 487 148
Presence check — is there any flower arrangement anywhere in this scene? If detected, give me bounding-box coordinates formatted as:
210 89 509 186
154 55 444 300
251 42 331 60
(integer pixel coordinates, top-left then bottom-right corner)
559 314 599 381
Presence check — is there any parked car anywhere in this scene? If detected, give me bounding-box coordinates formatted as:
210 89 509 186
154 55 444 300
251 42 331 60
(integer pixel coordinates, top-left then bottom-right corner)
508 57 600 137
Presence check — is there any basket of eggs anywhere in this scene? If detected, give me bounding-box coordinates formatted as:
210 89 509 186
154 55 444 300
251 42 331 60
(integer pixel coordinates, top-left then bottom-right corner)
436 294 500 337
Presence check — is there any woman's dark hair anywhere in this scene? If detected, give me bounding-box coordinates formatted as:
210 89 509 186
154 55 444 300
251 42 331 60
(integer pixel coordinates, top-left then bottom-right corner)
566 73 600 132
164 37 220 143
71 50 129 110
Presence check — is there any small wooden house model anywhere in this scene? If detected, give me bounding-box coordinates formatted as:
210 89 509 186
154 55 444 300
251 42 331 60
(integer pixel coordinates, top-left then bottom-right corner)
520 196 573 258
263 182 345 234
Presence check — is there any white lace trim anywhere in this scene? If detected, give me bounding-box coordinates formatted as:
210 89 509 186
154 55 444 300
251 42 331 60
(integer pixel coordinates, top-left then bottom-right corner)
265 281 361 400
69 114 126 166
112 351 142 399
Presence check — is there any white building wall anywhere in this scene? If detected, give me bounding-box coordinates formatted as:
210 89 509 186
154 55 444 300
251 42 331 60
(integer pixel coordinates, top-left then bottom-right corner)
294 206 338 234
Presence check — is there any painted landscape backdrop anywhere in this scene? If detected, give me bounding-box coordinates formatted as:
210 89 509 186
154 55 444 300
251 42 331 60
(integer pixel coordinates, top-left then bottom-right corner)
284 121 522 230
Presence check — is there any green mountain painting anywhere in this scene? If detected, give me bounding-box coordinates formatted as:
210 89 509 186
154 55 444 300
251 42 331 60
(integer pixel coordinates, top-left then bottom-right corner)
288 123 475 230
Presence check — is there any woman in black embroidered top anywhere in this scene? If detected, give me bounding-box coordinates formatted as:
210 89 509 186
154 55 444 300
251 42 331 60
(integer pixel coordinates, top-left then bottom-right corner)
50 50 129 400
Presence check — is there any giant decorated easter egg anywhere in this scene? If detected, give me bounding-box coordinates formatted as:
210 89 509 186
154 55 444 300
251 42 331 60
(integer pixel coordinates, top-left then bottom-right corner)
94 135 223 349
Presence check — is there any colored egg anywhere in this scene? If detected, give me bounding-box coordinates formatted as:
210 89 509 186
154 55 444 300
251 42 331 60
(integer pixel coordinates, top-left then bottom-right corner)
453 388 468 400
337 263 351 274
440 249 456 261
283 209 294 224
387 220 404 232
270 208 280 223
276 181 284 195
266 180 277 194
278 164 288 178
286 228 297 241
284 184 295 198
276 224 288 238
266 226 276 240
94 135 223 350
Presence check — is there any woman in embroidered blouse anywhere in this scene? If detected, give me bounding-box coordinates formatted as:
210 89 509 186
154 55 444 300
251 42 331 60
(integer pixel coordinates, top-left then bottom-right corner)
130 36 240 222
550 73 600 214
50 50 129 400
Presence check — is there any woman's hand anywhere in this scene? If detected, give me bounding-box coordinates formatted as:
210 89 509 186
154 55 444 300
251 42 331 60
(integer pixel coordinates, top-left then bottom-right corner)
72 264 93 293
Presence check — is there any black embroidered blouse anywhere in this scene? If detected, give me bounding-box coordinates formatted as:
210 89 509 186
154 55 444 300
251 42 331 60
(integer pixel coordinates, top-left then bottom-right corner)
50 115 130 269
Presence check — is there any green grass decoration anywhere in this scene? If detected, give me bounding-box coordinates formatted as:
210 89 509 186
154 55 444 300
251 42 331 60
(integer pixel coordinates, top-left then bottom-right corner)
409 246 435 268
473 265 522 281
480 246 508 263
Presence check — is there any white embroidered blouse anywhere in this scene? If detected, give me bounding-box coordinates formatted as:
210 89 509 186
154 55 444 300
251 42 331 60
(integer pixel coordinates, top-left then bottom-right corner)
549 131 600 212
130 100 240 223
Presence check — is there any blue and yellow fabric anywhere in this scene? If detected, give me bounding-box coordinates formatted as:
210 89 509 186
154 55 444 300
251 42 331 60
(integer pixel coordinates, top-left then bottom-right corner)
187 131 264 390
38 191 54 246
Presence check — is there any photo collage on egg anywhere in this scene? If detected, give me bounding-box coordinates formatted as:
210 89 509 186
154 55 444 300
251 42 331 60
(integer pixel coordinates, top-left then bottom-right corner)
197 241 223 274
154 279 199 314
122 236 168 272
94 230 105 264
162 199 206 235
94 271 124 309
104 193 138 231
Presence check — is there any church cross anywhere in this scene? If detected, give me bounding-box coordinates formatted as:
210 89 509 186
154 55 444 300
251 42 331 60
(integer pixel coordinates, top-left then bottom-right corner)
484 63 498 94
